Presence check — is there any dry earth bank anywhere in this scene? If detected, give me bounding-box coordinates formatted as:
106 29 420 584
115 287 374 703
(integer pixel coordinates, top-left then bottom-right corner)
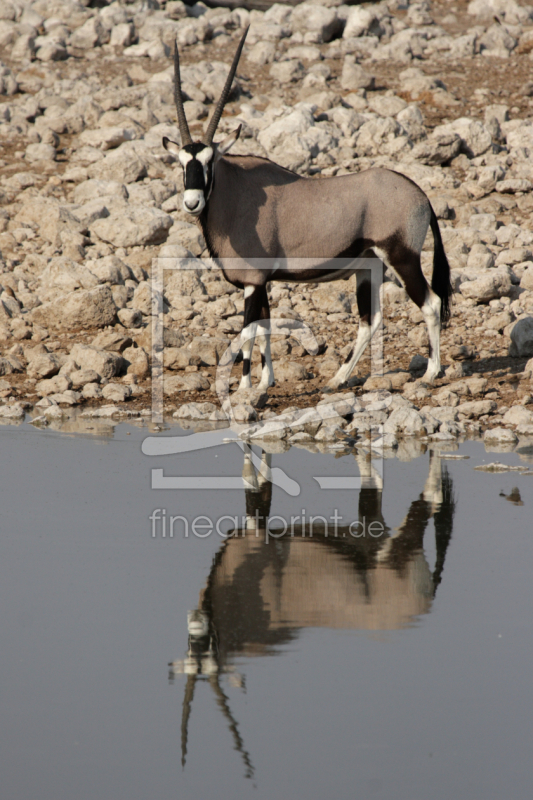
2 0 533 450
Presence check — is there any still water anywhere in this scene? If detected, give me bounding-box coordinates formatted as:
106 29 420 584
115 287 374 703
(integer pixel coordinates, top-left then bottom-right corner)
1 419 532 799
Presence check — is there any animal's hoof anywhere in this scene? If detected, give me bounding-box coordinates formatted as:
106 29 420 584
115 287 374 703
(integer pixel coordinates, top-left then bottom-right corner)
324 380 347 393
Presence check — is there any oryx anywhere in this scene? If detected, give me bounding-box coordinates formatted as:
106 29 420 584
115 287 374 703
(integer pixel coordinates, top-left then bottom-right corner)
162 28 452 392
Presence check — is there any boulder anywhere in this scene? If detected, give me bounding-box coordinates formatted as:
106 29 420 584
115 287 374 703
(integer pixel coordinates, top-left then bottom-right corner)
270 60 304 83
340 58 375 91
32 286 117 331
87 148 147 184
26 353 62 379
0 402 25 418
122 345 150 378
70 369 101 388
457 399 497 418
35 375 72 397
483 427 518 443
412 131 461 166
78 127 138 151
90 207 173 248
460 270 513 303
173 402 218 419
165 374 211 393
275 361 310 382
70 344 124 379
15 201 83 247
41 258 100 293
190 337 231 366
291 4 343 44
433 117 492 158
383 406 427 436
343 7 382 39
502 405 533 426
102 383 131 403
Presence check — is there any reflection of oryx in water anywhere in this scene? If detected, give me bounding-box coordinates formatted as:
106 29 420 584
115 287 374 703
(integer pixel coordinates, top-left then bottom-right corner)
169 448 455 778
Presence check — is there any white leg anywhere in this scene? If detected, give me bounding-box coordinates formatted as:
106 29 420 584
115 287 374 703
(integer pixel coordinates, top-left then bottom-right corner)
422 451 443 511
242 443 259 491
327 309 382 390
355 453 383 491
256 323 275 391
256 451 272 486
421 289 441 383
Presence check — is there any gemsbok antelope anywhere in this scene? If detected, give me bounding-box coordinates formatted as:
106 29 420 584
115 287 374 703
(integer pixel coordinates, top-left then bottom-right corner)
162 28 452 393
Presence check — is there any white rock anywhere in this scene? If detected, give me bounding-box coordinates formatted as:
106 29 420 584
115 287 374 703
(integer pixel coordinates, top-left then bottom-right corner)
383 406 427 436
412 131 461 166
433 117 492 158
270 59 304 83
343 8 382 39
15 200 83 246
246 41 276 65
483 427 518 443
102 383 131 403
70 369 101 388
258 107 315 152
70 17 109 50
35 376 71 397
0 402 25 418
87 147 147 184
173 401 218 419
502 406 533 426
78 126 138 151
32 286 117 332
26 353 62 379
91 207 173 248
460 270 513 303
41 258 100 293
110 22 134 48
340 58 375 91
496 179 533 194
25 143 56 162
70 344 124 379
291 4 343 44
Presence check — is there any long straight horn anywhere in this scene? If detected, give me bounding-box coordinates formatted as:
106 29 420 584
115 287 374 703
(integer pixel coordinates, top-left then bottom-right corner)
173 39 192 146
203 26 249 146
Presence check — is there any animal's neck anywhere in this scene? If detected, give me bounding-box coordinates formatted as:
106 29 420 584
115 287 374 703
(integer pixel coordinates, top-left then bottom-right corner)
198 158 235 259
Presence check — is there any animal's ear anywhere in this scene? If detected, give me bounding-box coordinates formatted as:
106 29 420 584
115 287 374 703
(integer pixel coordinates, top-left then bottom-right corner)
162 136 181 155
217 125 241 157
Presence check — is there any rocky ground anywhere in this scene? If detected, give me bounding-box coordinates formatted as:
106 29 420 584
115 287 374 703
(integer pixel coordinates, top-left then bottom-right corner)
2 0 533 450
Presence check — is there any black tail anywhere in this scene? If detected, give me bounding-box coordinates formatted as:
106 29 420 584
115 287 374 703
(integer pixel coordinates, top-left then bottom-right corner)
429 204 452 325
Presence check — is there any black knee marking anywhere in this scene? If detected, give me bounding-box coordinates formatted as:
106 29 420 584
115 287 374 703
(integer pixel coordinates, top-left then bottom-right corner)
242 285 271 384
428 341 433 359
261 353 266 369
243 284 270 328
356 279 372 324
344 348 354 364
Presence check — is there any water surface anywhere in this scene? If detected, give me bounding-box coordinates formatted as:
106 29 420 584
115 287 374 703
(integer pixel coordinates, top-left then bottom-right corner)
1 420 532 799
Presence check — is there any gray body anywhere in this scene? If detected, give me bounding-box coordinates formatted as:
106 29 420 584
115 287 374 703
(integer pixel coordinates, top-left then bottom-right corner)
196 154 450 392
203 158 429 271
